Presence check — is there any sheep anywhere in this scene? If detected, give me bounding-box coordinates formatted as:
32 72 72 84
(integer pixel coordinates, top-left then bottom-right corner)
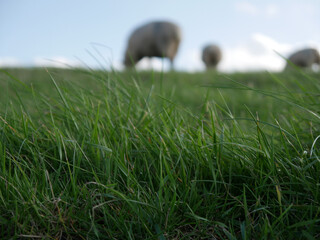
202 44 222 70
285 48 320 70
124 21 182 69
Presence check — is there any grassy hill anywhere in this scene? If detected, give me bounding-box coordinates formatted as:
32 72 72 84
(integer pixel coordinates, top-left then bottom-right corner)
0 67 319 239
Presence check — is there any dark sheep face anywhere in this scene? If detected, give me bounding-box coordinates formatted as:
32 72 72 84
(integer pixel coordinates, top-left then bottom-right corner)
315 52 320 64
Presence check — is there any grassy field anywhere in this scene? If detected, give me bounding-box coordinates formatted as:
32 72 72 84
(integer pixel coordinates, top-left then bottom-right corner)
0 67 319 239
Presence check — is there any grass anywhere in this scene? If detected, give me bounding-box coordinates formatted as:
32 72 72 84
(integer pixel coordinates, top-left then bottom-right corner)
0 67 319 239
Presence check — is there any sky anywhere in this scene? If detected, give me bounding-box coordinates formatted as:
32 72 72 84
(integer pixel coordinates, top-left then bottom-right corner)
0 0 319 72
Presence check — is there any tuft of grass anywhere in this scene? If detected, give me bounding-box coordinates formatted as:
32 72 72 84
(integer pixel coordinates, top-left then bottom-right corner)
0 67 319 239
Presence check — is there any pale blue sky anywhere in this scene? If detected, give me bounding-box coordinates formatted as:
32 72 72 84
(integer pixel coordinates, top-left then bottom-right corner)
1 0 319 71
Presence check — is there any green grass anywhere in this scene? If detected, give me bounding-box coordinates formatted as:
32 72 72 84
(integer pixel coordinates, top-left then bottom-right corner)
0 67 319 239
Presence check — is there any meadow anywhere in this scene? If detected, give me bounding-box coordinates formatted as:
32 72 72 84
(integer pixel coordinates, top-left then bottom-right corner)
0 67 319 239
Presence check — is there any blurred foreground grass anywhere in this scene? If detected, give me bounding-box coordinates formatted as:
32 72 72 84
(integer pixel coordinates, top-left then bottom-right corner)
0 67 319 239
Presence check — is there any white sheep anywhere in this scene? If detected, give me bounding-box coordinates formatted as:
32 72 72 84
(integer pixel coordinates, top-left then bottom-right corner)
285 48 320 70
124 21 182 69
202 44 222 70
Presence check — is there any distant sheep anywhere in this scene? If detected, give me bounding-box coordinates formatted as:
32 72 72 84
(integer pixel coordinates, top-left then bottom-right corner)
285 48 320 70
202 44 222 70
124 21 182 69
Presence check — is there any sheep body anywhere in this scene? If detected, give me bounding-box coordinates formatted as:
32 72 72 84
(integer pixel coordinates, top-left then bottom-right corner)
286 48 320 69
124 21 181 68
202 44 222 69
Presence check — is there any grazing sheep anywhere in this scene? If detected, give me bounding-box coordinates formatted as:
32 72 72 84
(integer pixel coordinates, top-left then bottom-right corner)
285 48 320 70
202 44 222 70
124 21 182 69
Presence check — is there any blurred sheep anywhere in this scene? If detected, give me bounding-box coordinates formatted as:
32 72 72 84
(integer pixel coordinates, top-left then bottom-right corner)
124 21 182 69
285 48 320 70
202 44 222 70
